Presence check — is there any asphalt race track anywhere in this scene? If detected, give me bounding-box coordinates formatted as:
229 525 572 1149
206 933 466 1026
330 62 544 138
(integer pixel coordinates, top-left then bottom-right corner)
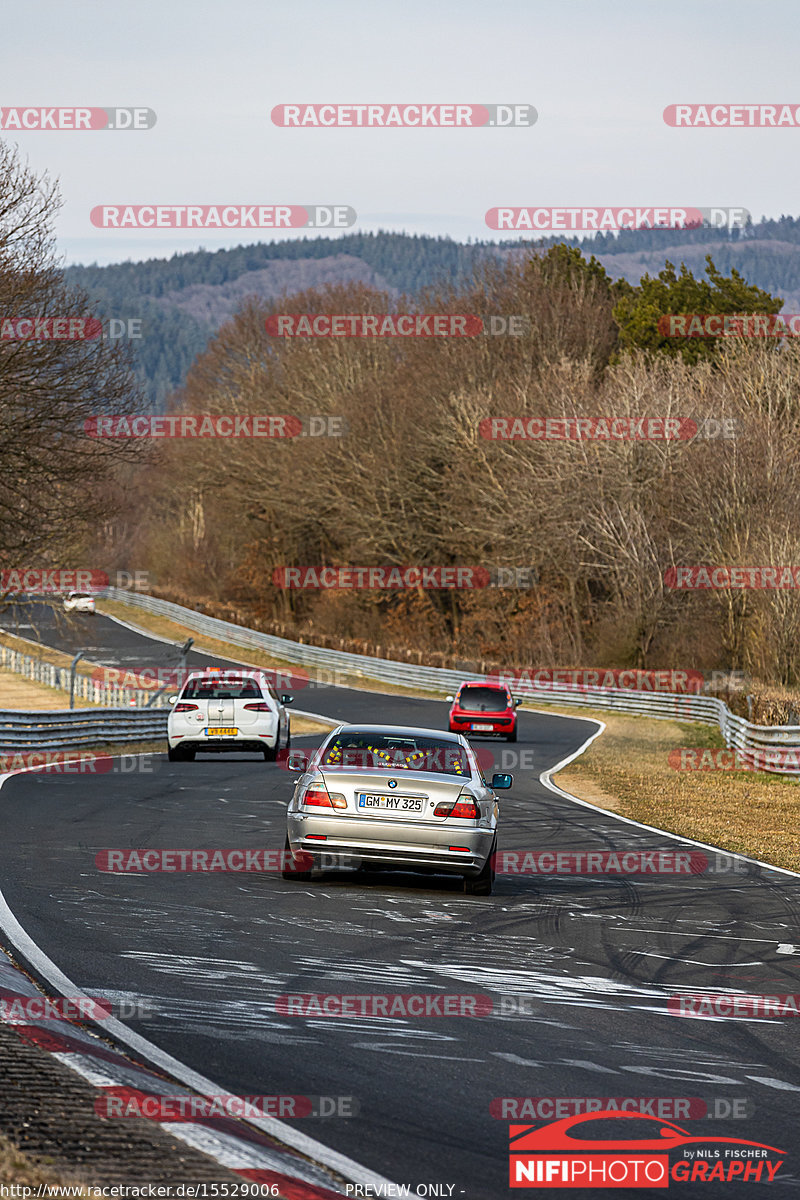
1 608 799 1195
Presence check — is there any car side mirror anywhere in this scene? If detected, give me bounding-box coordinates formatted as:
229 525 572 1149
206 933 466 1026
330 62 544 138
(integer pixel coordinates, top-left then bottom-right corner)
287 751 308 772
280 694 294 704
491 772 513 789
515 698 523 707
445 695 455 702
166 694 178 705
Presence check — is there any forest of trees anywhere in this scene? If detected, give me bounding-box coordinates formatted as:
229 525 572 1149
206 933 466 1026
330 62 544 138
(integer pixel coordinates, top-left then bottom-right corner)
65 220 800 408
97 245 800 686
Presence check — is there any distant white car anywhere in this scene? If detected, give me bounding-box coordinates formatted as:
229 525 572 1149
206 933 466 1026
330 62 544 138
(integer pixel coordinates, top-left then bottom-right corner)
167 668 293 762
62 592 96 614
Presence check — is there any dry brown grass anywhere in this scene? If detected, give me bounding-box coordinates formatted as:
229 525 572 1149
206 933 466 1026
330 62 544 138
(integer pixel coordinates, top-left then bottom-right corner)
0 668 95 710
0 1129 90 1189
543 703 800 873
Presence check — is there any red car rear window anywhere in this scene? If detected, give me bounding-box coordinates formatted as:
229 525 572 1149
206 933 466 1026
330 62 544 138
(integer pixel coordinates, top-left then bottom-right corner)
456 687 510 712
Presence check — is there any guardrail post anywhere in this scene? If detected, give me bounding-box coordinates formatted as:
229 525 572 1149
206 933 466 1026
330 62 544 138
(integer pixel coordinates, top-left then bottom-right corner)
69 651 88 710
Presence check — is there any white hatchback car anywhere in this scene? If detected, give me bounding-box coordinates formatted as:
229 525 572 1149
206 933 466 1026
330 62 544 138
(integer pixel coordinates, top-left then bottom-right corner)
62 592 96 614
167 669 292 762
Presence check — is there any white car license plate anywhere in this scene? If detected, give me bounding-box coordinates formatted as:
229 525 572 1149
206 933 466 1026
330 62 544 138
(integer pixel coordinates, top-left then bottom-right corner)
358 793 423 812
206 727 239 736
471 723 494 731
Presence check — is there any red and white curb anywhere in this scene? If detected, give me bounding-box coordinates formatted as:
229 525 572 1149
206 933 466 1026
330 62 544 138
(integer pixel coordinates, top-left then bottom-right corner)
0 943 391 1197
0 755 394 1198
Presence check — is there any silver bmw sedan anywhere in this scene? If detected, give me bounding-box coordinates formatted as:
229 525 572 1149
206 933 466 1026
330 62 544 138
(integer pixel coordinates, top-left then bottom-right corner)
283 724 512 894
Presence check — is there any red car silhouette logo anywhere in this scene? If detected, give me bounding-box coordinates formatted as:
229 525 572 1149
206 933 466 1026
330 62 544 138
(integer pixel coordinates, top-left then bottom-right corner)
510 1109 785 1154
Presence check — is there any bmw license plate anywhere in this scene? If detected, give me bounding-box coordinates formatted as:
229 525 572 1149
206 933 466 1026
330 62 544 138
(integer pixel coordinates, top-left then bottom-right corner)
471 723 494 731
358 793 423 812
206 727 239 736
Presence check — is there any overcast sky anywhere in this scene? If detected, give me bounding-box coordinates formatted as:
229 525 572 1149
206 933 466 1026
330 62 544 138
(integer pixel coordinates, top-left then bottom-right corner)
4 0 800 266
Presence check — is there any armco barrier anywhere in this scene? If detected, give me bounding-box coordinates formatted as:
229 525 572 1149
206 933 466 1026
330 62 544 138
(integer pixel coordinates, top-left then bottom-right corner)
0 642 172 708
104 589 800 775
0 709 167 754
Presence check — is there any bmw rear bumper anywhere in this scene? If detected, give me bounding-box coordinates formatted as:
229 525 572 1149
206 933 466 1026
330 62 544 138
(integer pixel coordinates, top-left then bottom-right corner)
286 812 495 876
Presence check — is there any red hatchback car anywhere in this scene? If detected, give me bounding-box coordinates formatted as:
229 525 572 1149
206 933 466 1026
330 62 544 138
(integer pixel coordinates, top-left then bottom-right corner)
447 681 521 741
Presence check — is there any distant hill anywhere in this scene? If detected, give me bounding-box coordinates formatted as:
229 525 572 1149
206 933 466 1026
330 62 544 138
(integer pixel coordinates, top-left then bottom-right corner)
64 221 800 408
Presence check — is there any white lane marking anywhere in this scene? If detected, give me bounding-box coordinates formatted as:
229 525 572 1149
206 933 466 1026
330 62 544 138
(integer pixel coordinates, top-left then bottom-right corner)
530 706 800 880
492 1052 546 1067
628 952 765 967
0 870 396 1191
562 1059 618 1074
777 944 797 954
746 1076 800 1092
352 1045 483 1060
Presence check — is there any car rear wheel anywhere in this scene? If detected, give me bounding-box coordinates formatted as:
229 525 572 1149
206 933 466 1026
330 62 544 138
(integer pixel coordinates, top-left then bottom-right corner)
263 741 278 761
168 745 193 762
506 726 517 742
282 834 312 881
464 836 496 896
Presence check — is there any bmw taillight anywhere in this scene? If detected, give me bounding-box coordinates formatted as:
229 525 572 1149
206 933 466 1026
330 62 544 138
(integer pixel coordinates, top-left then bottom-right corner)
434 795 480 819
302 786 347 811
243 702 271 712
174 702 199 713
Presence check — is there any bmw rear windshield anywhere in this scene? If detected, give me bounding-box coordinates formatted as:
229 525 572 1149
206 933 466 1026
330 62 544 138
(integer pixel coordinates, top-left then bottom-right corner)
321 731 469 776
181 677 264 700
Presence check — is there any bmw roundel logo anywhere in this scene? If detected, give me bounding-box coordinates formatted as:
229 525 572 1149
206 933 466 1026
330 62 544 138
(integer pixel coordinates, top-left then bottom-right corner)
388 779 397 788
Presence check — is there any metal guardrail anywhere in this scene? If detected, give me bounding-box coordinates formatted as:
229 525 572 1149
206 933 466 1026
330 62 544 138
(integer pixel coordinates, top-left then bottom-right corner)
0 709 167 754
0 643 172 709
105 588 800 775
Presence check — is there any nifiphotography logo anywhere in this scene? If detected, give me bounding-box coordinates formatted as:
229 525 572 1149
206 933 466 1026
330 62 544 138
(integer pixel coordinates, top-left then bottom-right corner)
508 1111 785 1187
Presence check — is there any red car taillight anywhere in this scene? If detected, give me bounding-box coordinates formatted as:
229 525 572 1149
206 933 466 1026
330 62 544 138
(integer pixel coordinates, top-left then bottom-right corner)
433 795 480 819
243 702 271 712
173 702 199 713
302 786 347 811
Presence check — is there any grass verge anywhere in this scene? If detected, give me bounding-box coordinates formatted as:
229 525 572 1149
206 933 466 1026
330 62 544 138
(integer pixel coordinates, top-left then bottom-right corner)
537 702 800 873
0 1130 89 1189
